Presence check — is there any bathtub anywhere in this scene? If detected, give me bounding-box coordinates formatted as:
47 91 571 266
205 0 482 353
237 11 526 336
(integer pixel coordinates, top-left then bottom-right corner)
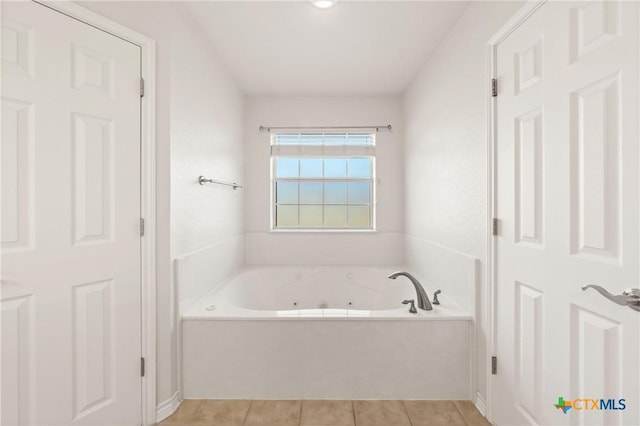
182 266 472 399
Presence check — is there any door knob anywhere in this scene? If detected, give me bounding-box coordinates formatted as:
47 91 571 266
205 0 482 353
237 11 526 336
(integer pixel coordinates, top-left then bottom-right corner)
581 285 640 312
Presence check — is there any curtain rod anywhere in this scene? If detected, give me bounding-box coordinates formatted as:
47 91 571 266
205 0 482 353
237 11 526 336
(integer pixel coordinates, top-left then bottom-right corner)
258 125 392 132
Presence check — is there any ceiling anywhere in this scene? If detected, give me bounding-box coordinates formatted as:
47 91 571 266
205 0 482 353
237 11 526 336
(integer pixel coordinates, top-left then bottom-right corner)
182 1 469 96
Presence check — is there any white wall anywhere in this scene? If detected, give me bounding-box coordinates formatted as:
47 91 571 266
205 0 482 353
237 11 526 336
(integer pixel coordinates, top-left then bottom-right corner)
170 10 244 257
403 0 523 407
169 5 245 302
244 96 404 265
77 1 245 412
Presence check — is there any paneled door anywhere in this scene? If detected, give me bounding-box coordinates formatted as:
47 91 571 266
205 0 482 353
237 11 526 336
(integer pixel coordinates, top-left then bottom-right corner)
493 1 639 425
1 1 142 425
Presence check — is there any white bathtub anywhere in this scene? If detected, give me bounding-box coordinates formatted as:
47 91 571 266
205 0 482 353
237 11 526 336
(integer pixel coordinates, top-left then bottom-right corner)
182 266 472 399
183 266 471 319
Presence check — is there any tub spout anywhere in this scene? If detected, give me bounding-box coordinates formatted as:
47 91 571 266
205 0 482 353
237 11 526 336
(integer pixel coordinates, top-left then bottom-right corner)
388 271 432 311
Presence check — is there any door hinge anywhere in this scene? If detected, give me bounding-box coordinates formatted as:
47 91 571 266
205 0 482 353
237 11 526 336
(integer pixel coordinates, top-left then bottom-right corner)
491 356 497 375
140 77 145 98
491 78 498 97
140 218 145 237
141 357 145 377
492 218 499 236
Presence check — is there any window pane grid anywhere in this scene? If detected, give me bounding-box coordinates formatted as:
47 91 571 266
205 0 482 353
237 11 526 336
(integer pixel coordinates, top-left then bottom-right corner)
272 133 374 230
274 176 372 229
275 158 371 179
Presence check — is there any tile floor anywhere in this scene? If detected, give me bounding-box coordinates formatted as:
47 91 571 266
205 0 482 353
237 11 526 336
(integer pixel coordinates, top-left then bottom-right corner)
158 399 492 426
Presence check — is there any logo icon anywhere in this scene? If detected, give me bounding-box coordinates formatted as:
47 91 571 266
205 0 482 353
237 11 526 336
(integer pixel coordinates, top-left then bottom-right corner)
554 397 626 414
554 397 572 414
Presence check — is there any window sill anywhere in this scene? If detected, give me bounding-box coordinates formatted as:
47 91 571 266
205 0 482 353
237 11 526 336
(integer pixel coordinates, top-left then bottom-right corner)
269 229 378 234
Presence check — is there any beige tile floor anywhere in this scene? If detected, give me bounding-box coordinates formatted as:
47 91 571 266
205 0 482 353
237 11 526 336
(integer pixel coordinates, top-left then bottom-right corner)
158 399 492 426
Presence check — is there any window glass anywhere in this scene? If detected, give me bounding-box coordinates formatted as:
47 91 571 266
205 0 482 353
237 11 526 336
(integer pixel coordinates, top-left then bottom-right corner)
324 182 347 204
299 205 323 227
324 134 347 145
347 158 371 178
324 159 347 178
300 158 323 178
348 134 373 145
324 206 347 227
276 134 300 145
272 132 375 230
276 205 298 228
299 182 323 204
298 134 324 145
348 206 371 228
276 182 298 204
348 182 370 204
276 158 298 178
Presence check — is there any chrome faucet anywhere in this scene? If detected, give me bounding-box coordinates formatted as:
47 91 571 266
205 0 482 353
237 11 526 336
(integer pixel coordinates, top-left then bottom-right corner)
388 271 433 311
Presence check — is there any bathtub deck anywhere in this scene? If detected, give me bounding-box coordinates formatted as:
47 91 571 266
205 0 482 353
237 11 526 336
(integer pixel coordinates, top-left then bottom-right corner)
158 399 491 426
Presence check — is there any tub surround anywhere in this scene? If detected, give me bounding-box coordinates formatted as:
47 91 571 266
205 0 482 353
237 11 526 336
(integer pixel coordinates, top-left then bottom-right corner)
405 235 479 314
183 318 470 400
181 266 472 400
175 238 245 314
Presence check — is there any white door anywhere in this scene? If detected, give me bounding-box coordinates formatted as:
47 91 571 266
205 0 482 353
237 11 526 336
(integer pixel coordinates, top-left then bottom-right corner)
1 1 142 425
493 1 639 425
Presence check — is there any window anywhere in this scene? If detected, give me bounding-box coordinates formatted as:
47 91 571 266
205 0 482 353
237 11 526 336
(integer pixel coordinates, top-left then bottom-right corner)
271 133 376 230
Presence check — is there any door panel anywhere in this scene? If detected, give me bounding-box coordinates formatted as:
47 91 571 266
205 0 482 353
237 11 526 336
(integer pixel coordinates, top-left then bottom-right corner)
1 2 142 425
494 1 639 425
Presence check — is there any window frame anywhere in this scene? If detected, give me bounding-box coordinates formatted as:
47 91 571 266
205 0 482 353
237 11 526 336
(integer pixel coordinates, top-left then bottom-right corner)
269 133 377 232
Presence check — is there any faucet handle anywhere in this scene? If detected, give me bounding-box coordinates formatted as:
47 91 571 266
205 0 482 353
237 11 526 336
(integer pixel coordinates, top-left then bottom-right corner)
402 299 417 314
433 290 441 305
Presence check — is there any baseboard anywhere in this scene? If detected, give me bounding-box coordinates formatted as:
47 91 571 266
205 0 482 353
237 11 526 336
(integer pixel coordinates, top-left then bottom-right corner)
156 391 180 423
474 392 487 417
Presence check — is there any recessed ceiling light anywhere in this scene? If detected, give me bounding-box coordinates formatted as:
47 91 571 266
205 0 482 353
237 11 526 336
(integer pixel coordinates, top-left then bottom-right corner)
311 0 337 9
